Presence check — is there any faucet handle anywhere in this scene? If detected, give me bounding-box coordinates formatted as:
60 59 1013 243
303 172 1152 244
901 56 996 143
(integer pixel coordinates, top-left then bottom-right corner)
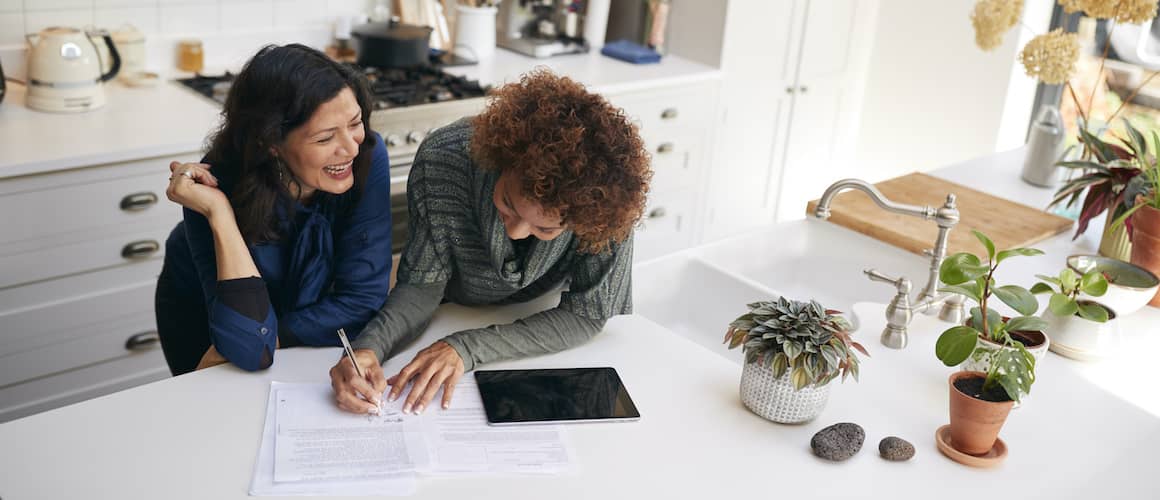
864 269 911 293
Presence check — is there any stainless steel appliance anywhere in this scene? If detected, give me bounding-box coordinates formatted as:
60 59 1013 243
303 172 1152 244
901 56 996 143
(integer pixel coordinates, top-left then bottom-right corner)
497 0 588 58
176 65 489 253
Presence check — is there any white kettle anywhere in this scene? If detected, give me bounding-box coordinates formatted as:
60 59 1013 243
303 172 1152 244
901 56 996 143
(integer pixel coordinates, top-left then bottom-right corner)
25 27 121 113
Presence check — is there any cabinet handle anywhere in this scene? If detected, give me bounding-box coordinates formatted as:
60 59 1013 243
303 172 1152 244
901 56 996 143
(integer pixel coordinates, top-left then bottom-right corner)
660 108 679 120
799 85 808 93
656 142 675 154
121 239 161 259
647 207 667 220
120 192 158 212
785 87 795 94
125 331 160 351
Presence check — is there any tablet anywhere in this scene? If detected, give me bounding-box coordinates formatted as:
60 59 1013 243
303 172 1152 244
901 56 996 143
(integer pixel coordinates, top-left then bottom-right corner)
473 367 641 426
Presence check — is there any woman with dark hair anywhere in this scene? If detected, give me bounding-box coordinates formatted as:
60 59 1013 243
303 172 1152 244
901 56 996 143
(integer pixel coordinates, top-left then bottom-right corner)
156 44 392 375
329 69 652 415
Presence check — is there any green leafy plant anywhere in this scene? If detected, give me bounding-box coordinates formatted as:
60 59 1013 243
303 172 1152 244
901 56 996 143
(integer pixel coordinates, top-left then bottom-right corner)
935 230 1048 403
724 297 868 390
1031 268 1111 322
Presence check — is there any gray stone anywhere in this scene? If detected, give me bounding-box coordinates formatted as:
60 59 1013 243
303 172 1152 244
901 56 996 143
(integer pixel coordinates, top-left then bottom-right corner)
878 436 915 461
810 422 865 461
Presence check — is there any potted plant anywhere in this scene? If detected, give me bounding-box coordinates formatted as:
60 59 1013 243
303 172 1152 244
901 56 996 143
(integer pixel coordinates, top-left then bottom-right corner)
723 297 867 424
1032 266 1119 359
1112 146 1160 307
936 231 1051 391
1050 122 1149 261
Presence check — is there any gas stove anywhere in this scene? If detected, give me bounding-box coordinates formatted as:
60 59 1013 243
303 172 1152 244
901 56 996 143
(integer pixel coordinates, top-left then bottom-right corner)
176 64 487 110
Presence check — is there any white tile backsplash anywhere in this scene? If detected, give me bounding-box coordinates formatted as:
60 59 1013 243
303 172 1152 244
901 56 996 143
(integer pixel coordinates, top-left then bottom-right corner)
0 12 23 44
93 5 157 33
24 0 93 11
93 0 154 7
220 0 272 33
326 0 365 16
25 8 94 33
274 0 325 28
0 0 22 13
159 3 217 33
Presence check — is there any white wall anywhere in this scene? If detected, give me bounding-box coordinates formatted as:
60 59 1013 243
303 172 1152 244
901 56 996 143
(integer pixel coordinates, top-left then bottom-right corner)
854 0 1054 181
0 0 367 79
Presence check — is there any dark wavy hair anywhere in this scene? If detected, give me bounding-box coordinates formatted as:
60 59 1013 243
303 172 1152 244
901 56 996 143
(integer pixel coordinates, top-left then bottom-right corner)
204 44 374 244
470 69 652 254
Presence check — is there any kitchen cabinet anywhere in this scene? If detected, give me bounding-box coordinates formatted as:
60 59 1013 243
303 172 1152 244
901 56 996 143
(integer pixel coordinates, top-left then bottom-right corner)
698 0 876 241
0 154 190 422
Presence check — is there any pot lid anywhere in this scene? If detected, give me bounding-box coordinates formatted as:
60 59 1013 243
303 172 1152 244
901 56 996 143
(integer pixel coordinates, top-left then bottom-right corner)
352 22 432 40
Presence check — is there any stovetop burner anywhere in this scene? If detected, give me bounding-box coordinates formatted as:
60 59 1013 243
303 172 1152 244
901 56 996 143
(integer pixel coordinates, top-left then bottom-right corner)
176 64 488 110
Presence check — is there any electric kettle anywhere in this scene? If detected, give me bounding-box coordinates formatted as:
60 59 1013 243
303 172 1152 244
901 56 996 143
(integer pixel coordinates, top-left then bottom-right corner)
25 27 121 113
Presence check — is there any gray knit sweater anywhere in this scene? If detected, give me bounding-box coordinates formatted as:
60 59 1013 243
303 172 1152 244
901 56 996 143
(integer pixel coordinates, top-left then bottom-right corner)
351 119 634 371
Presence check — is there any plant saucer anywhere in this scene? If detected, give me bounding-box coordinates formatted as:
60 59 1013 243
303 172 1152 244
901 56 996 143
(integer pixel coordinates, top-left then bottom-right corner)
1049 340 1114 362
935 424 1007 468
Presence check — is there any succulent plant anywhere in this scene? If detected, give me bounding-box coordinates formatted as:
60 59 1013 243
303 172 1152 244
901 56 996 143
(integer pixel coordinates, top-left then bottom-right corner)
1031 268 1111 322
724 297 867 390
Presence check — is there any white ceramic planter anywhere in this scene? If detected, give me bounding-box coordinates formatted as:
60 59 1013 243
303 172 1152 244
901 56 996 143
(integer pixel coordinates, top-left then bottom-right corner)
739 361 830 424
960 332 1050 374
1042 305 1121 361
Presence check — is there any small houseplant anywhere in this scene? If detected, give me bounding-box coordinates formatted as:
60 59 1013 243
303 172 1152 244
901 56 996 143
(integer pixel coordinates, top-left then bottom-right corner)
936 230 1051 392
1032 267 1119 359
1112 142 1160 307
724 297 867 424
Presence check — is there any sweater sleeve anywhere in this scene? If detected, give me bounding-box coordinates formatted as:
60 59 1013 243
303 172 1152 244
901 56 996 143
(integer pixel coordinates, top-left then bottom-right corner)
441 309 605 372
279 133 394 346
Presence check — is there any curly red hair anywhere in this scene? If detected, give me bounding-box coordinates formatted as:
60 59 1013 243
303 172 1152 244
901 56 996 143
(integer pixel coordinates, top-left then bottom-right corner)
470 69 652 254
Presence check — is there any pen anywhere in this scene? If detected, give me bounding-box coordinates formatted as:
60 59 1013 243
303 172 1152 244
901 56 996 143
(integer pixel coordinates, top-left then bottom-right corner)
337 328 364 379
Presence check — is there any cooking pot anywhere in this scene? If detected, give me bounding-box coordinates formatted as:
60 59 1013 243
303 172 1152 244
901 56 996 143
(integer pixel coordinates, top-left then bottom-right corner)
352 21 432 68
0 58 6 105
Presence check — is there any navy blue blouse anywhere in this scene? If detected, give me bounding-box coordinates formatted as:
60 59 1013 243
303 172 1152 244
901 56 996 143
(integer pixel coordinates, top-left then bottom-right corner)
164 132 393 371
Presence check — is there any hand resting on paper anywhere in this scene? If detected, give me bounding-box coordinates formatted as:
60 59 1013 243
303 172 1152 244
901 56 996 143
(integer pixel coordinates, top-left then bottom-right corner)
386 340 465 414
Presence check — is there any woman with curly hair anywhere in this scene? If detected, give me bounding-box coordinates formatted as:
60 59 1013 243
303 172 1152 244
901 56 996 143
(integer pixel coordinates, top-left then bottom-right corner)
329 69 652 414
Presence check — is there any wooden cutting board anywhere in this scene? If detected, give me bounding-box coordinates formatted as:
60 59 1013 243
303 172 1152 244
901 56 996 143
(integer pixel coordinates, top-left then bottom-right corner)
805 172 1074 257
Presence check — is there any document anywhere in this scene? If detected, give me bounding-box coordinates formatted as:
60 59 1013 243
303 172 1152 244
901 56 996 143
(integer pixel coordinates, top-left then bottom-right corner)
423 379 574 475
249 382 416 497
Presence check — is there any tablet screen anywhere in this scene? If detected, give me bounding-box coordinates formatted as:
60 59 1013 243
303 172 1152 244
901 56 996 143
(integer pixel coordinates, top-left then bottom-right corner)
473 367 641 425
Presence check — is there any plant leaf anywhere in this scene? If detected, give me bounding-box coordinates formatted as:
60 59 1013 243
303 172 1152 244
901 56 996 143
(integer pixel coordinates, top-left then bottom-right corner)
972 230 996 261
1080 271 1109 297
1049 293 1080 316
969 306 1003 338
1029 282 1055 295
1077 302 1111 323
992 285 1039 316
1059 268 1080 293
1005 315 1048 332
939 282 983 303
995 247 1045 263
790 366 810 391
939 252 988 285
935 326 979 366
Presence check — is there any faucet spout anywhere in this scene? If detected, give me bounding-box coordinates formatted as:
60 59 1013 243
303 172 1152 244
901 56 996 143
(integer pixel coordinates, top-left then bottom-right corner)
813 178 935 220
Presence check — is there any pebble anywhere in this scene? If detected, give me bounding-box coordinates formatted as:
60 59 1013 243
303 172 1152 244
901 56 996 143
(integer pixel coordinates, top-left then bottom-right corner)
810 422 865 462
878 436 915 461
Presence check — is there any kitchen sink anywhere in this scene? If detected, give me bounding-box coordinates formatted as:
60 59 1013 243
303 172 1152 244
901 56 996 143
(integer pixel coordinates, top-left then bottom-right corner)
632 219 931 361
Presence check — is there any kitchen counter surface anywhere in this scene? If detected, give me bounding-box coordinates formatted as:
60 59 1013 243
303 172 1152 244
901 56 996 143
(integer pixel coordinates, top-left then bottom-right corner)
2 148 1158 498
0 51 718 180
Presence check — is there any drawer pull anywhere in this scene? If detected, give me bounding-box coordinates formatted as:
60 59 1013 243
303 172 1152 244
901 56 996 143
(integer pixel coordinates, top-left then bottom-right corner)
660 108 679 120
647 207 667 220
125 331 160 351
120 192 159 212
121 240 161 259
656 142 675 154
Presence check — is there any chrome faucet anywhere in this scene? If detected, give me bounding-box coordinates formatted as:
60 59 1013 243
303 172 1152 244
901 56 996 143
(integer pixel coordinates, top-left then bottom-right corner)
813 179 966 349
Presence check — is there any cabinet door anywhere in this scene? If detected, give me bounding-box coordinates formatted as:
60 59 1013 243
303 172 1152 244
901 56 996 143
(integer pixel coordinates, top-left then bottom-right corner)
702 0 805 241
775 0 867 220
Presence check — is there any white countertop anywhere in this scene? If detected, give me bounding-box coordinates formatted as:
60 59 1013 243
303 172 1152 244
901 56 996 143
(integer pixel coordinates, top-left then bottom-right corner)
2 147 1159 498
0 50 718 180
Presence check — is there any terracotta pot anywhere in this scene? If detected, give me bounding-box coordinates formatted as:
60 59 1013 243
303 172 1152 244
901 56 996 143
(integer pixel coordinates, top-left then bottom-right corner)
948 371 1014 456
1130 205 1160 307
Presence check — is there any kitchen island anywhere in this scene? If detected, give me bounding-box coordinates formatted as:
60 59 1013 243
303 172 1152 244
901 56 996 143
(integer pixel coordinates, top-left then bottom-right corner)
1 148 1158 499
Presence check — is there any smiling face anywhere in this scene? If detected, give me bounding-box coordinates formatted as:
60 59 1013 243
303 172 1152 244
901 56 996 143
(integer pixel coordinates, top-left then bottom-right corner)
277 86 365 200
493 170 566 241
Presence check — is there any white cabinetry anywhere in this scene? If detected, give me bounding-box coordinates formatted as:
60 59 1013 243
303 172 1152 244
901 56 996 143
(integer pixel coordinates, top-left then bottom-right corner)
608 80 720 262
699 0 876 241
0 155 190 422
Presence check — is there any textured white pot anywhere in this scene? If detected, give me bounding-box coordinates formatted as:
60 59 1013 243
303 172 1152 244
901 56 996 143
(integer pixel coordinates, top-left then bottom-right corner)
960 331 1050 374
1042 305 1121 361
739 361 830 424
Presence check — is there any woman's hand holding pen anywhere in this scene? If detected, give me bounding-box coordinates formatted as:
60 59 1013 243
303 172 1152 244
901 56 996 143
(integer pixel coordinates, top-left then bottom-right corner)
386 340 465 414
166 161 230 219
330 349 389 414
